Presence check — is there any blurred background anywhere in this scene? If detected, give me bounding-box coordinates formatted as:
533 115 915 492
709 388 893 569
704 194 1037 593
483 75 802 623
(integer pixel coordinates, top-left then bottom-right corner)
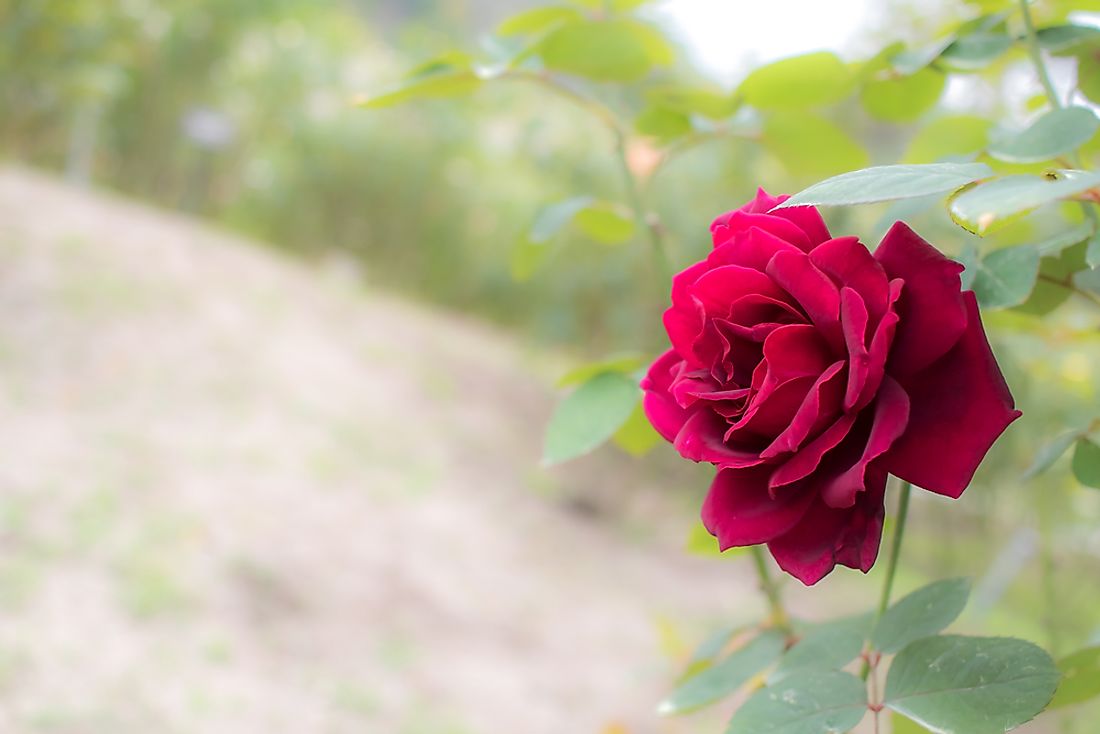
2 0 1100 732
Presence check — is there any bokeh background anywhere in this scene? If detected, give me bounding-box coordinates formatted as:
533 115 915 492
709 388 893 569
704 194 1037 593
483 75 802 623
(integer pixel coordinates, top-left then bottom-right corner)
2 1 1100 732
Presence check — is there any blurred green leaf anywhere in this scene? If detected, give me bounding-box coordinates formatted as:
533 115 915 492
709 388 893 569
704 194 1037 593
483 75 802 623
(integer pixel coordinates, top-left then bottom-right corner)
970 245 1041 310
659 630 786 715
574 202 635 244
1076 48 1100 105
1088 230 1100 268
771 614 869 682
728 670 867 734
1024 428 1087 478
635 105 692 142
1072 438 1100 488
497 6 583 36
940 31 1012 70
950 171 1100 234
612 401 661 456
884 636 1060 734
739 52 854 110
762 113 868 178
904 115 992 163
357 70 481 109
542 372 639 464
778 162 992 209
681 624 744 678
557 353 644 387
891 712 932 733
538 18 672 81
1051 647 1100 708
871 579 971 654
988 107 1100 163
1037 24 1100 55
892 37 956 75
531 196 595 242
645 86 738 120
1017 233 1092 315
860 68 945 122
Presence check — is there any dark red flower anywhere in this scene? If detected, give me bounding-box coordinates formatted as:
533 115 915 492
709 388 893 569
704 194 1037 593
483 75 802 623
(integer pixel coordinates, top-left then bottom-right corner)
643 189 1020 585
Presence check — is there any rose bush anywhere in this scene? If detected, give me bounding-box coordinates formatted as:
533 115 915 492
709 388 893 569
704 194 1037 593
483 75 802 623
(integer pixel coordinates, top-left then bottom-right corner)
642 190 1020 584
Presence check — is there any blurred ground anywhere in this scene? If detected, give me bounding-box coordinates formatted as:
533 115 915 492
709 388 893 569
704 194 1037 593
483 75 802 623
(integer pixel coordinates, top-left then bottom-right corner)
0 167 761 734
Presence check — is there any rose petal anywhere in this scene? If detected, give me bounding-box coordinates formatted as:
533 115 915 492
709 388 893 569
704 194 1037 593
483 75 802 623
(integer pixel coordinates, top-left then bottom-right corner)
767 469 887 585
766 251 843 349
810 236 890 325
726 375 816 442
820 377 910 508
711 211 810 250
874 221 967 377
840 288 870 410
883 292 1021 498
641 350 692 442
674 411 767 468
760 361 846 459
709 227 808 272
769 413 858 490
702 466 816 548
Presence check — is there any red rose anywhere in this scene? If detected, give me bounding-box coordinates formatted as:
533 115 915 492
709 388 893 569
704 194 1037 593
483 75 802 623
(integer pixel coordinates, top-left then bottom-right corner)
643 189 1020 585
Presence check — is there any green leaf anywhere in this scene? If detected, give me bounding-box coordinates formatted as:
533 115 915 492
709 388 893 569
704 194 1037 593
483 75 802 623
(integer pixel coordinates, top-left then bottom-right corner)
776 163 992 209
682 624 743 676
860 68 946 122
531 197 594 242
904 115 992 164
574 202 635 244
357 70 481 109
1088 230 1100 268
1017 237 1087 316
739 52 855 110
542 372 639 465
871 579 971 654
684 520 722 557
556 353 644 388
949 170 1100 234
1050 647 1100 708
646 86 738 119
771 614 869 682
538 18 672 81
612 400 661 456
891 37 957 75
635 105 692 142
1072 438 1100 488
970 245 1041 310
940 31 1012 70
988 107 1100 163
1037 24 1100 55
761 113 869 178
884 636 1060 734
727 670 867 734
891 712 932 734
497 6 583 36
658 630 786 715
1076 47 1100 105
1024 429 1087 478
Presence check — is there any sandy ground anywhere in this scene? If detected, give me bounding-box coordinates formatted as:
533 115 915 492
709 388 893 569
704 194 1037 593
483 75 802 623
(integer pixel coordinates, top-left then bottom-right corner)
0 167 775 734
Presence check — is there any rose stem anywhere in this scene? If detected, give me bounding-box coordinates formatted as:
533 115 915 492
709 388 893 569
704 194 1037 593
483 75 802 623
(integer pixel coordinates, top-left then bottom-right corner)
861 478 912 681
750 545 792 635
612 126 673 282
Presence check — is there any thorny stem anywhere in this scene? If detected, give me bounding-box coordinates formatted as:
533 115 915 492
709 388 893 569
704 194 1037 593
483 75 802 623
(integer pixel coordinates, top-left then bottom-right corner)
751 546 792 635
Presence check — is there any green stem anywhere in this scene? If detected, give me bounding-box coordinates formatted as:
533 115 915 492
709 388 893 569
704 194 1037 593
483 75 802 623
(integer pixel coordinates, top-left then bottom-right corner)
861 479 912 680
613 127 673 281
751 545 791 635
1019 0 1062 109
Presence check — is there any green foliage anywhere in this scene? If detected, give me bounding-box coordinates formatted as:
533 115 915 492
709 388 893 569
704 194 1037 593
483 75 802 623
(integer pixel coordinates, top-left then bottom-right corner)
761 113 869 178
611 401 661 456
1050 647 1100 708
497 6 583 37
884 636 1060 734
967 245 1041 310
778 163 991 208
1024 428 1086 478
512 197 635 280
542 371 639 464
537 18 673 82
860 68 945 122
903 115 992 163
769 614 869 682
871 578 970 654
950 171 1100 234
987 107 1100 164
1071 438 1100 488
659 630 785 714
727 670 867 734
738 52 854 110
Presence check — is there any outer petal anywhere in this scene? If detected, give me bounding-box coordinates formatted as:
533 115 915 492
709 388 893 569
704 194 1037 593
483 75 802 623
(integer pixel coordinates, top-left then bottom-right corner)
641 349 692 442
711 210 810 251
702 466 815 548
882 292 1021 498
767 469 887 585
874 221 968 377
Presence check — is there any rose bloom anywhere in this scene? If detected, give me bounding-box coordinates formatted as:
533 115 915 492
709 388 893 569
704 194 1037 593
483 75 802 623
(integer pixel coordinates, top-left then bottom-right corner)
643 190 1020 585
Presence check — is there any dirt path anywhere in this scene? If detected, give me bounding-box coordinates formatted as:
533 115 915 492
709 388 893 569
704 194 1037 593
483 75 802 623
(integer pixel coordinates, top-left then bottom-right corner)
0 167 761 734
